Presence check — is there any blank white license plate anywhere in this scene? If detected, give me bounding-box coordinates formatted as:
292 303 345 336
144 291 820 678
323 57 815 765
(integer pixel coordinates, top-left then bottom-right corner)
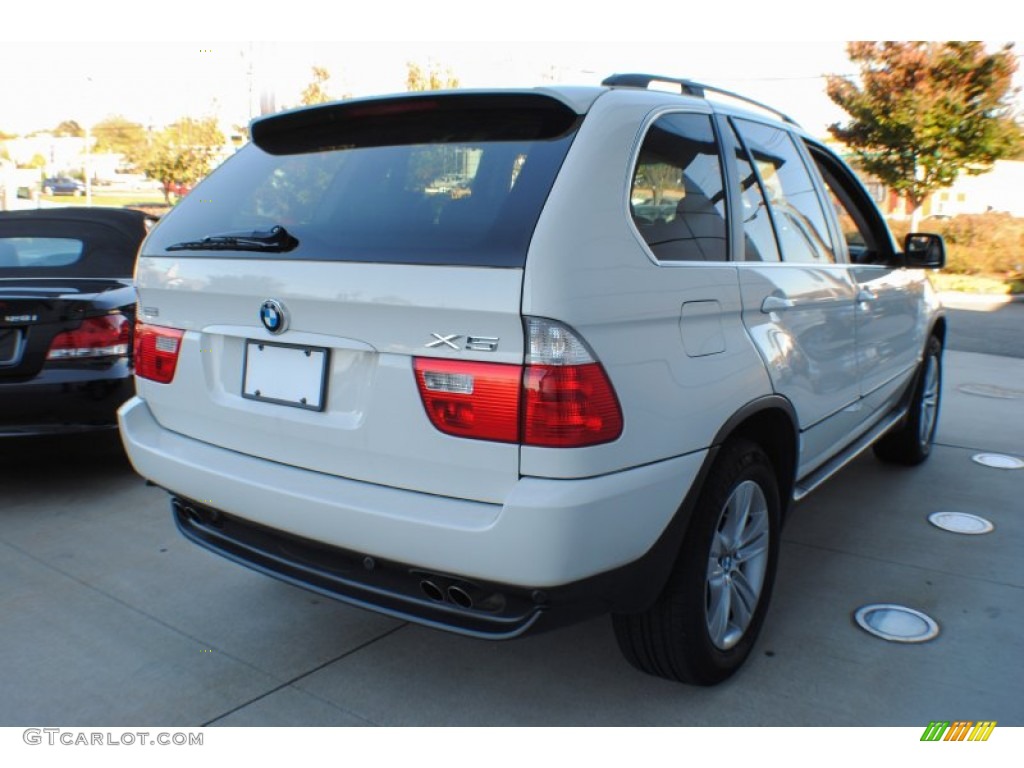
242 341 328 411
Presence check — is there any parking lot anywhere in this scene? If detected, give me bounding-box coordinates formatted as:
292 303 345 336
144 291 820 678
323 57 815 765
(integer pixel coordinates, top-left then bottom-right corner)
1 330 1022 727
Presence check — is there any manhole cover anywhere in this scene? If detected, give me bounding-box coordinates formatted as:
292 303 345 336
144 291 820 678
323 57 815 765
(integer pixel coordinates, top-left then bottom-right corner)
854 604 940 643
972 453 1024 470
958 383 1024 400
928 511 994 535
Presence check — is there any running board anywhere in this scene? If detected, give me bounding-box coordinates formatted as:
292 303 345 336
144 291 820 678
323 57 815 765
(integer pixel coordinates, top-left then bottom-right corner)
793 407 908 501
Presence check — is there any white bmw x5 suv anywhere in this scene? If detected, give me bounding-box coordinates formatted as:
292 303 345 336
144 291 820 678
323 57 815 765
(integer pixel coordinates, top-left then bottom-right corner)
120 74 946 685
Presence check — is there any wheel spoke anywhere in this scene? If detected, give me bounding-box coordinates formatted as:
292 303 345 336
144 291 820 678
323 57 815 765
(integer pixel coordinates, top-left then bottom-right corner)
706 574 731 646
919 356 940 444
735 535 768 565
736 502 768 552
730 570 758 631
720 482 753 547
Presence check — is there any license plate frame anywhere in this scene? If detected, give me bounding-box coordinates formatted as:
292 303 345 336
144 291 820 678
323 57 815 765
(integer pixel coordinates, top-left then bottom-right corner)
242 340 329 411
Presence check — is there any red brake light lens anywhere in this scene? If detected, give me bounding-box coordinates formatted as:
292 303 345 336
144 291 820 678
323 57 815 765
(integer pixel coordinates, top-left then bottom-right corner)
47 314 131 360
414 358 521 443
522 363 623 447
134 322 184 384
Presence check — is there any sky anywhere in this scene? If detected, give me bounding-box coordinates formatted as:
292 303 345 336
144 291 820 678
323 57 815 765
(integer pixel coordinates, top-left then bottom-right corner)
2 3 1021 140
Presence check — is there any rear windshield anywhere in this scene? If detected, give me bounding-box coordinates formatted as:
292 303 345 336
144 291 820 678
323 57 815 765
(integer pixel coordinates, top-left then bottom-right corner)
0 237 83 269
146 94 581 268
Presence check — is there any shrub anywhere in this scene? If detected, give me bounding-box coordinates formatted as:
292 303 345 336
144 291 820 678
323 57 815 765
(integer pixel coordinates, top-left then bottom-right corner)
890 213 1024 280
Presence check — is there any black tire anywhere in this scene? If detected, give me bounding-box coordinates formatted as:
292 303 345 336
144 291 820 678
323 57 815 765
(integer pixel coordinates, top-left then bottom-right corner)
873 336 942 466
613 439 781 685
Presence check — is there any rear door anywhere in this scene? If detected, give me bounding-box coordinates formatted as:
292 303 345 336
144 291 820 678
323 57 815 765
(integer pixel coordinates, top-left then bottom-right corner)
136 93 583 504
725 117 862 476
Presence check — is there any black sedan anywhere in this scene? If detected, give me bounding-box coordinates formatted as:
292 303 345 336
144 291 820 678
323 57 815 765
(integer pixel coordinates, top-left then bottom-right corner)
0 207 153 436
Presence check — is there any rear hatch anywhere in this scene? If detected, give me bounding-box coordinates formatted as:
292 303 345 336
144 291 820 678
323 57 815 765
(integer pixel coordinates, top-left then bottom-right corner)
137 92 583 503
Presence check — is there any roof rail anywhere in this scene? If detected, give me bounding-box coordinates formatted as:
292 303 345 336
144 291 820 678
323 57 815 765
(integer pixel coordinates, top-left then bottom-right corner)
601 73 800 127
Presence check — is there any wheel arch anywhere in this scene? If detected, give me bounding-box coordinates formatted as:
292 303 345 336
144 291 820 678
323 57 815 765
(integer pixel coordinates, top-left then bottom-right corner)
929 315 947 347
710 396 799 516
599 396 799 616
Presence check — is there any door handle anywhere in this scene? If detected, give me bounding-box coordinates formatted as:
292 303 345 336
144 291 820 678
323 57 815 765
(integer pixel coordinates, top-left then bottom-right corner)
761 296 796 313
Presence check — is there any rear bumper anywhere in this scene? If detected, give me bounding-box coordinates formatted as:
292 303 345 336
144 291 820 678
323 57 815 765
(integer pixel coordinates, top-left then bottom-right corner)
0 361 133 436
120 396 706 636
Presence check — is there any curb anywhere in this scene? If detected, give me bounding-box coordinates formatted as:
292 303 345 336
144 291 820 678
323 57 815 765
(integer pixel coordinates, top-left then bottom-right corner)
938 291 1024 307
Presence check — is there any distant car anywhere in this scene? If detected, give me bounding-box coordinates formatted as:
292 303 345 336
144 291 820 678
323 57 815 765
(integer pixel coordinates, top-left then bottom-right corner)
42 177 86 196
0 207 154 436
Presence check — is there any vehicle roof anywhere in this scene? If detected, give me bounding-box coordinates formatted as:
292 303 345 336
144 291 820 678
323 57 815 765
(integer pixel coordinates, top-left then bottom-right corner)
0 206 155 241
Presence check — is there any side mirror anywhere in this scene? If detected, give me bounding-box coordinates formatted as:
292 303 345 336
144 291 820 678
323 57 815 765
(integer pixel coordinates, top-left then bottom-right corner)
904 233 946 269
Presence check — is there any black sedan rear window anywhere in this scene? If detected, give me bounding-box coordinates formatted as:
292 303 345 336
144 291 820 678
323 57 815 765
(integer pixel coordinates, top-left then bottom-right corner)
146 93 581 268
0 237 83 269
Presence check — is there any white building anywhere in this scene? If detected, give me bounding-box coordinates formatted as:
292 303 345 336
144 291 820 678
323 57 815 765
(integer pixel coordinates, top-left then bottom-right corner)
922 160 1024 218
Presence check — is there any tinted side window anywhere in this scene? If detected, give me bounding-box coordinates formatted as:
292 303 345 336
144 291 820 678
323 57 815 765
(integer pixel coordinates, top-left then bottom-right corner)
808 143 897 265
630 114 727 262
724 122 779 262
733 119 835 264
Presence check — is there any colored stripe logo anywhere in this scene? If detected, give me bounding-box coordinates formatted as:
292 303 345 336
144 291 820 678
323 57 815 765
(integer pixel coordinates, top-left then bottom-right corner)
921 721 996 741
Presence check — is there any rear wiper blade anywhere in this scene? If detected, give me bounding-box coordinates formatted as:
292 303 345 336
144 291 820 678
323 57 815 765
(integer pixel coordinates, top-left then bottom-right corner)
166 225 299 253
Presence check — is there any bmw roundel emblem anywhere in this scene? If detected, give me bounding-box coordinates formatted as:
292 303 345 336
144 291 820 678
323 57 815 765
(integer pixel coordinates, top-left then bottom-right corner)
260 299 288 334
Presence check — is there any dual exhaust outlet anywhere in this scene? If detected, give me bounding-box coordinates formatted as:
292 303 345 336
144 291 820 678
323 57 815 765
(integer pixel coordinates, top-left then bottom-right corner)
419 578 478 610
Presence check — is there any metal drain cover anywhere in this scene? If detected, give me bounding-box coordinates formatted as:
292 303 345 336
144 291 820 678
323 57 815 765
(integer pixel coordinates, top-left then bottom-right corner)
854 604 940 643
972 453 1024 470
928 511 994 535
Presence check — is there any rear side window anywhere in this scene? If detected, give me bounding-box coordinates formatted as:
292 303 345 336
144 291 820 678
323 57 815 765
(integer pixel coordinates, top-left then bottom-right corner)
630 113 728 262
146 94 580 268
0 237 83 269
733 119 836 264
725 122 780 262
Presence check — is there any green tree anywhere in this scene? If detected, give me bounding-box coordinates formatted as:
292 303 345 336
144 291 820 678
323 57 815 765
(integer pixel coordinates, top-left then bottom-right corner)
406 60 460 92
53 119 85 137
138 117 225 203
92 115 148 163
300 65 333 106
827 42 1020 225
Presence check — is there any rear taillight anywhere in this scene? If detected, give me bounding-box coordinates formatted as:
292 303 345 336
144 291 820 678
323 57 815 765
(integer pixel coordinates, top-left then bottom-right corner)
414 318 623 447
522 363 623 447
414 358 521 442
47 313 131 360
134 322 184 384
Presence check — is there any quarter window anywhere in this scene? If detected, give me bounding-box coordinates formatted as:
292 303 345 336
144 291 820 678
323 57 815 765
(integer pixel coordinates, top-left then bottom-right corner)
630 114 727 262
